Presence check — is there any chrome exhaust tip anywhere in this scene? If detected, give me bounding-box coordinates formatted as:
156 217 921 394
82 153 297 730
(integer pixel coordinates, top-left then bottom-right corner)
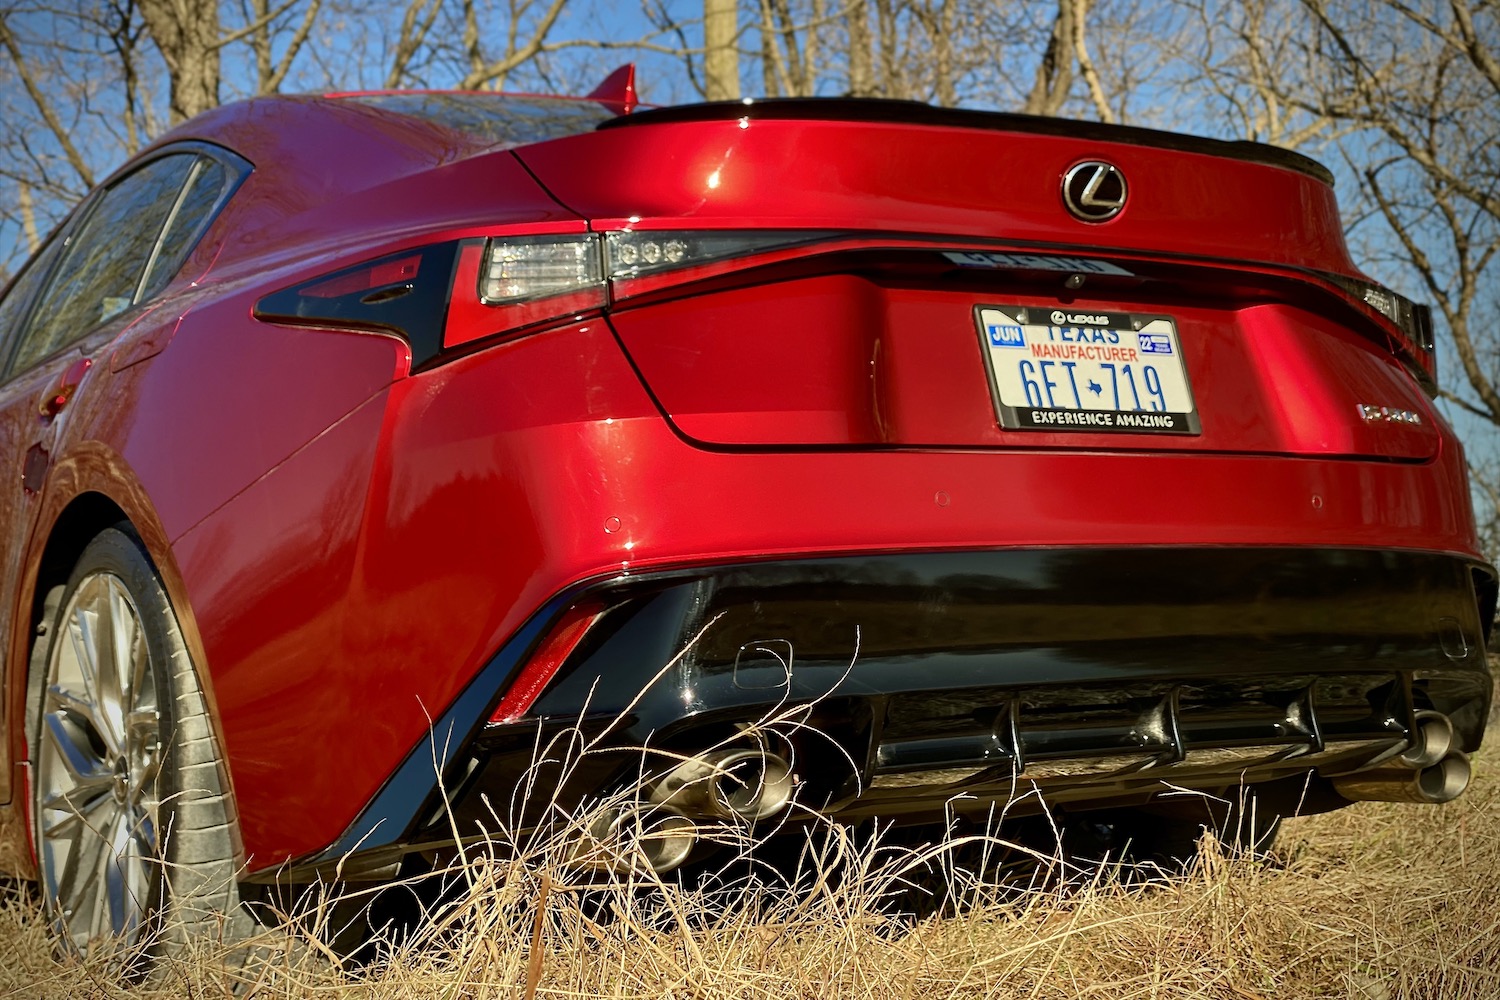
1415 753 1471 803
1398 710 1456 769
1332 752 1471 804
577 802 697 874
651 748 795 821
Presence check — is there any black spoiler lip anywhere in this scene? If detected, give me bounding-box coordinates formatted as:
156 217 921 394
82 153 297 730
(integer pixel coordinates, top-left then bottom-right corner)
600 98 1335 187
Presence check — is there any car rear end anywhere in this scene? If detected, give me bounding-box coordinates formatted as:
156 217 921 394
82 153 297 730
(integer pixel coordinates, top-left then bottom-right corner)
259 97 1493 879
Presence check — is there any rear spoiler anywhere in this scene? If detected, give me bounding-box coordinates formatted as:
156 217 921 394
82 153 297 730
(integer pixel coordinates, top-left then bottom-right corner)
602 98 1334 186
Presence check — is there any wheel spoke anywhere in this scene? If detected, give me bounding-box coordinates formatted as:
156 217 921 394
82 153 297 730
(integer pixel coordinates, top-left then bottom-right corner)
65 595 123 758
42 713 112 787
123 623 154 740
99 583 132 739
45 684 96 725
87 831 111 945
133 809 159 869
104 811 135 937
40 786 113 838
127 755 162 809
55 809 110 920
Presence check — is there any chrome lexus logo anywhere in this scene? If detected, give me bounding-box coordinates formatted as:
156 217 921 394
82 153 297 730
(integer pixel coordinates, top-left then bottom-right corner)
1062 161 1127 222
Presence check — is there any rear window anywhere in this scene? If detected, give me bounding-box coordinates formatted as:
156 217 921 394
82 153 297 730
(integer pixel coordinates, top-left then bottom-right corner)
342 93 614 148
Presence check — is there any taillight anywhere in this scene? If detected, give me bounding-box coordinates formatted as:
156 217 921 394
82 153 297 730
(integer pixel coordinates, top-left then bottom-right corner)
254 234 607 368
442 236 605 350
482 236 603 302
1324 273 1437 395
254 229 851 366
606 230 835 279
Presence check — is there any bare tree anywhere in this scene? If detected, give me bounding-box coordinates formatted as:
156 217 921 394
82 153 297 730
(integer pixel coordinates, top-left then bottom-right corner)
1297 0 1500 544
135 0 224 121
385 0 447 88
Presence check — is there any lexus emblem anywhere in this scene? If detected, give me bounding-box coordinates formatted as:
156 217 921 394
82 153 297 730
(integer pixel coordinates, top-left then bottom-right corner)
1062 161 1127 222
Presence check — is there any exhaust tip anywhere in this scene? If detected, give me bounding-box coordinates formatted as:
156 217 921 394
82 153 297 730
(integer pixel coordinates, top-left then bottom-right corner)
652 748 796 821
1415 753 1470 804
1399 710 1455 769
579 803 697 874
714 750 794 821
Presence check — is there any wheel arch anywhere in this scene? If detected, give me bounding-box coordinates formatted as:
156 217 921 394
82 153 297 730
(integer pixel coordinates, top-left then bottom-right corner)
27 492 132 647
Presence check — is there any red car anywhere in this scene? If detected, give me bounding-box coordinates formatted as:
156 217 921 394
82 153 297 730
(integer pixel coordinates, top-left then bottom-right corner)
0 66 1491 962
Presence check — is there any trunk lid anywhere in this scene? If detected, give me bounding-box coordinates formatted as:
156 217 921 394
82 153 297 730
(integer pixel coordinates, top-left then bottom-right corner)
516 103 1438 460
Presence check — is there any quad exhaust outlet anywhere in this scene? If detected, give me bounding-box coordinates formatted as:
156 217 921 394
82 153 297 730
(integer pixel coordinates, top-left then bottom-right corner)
1397 710 1456 768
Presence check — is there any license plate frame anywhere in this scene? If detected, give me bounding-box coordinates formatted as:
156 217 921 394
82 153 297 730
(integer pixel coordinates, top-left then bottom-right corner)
973 304 1201 435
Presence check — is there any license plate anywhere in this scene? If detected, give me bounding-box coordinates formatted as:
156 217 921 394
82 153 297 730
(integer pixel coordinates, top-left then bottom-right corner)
974 305 1200 434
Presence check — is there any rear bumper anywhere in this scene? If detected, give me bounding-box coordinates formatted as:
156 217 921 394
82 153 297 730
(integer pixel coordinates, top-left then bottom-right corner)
278 545 1494 881
217 320 1486 873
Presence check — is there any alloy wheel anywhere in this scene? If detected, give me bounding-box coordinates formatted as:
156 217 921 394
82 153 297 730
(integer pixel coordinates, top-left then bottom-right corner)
35 571 163 955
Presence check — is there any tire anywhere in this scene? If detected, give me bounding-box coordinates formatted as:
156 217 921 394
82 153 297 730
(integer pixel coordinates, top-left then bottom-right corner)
28 526 259 974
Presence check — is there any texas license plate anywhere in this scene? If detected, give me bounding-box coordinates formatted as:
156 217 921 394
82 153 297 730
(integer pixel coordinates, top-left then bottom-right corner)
974 305 1200 434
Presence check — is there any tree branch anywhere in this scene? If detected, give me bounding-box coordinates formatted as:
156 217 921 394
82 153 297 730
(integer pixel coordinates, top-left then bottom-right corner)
1070 0 1113 123
266 0 322 92
0 15 95 188
209 0 299 51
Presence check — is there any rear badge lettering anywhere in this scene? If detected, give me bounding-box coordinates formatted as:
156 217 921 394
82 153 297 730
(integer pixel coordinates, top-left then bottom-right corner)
943 251 1133 276
1358 404 1422 425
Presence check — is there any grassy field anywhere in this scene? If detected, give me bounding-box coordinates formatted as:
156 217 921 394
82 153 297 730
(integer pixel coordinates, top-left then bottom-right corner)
2 713 1496 998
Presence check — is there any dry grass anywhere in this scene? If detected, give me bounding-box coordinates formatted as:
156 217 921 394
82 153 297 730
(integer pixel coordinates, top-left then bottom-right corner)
3 716 1497 999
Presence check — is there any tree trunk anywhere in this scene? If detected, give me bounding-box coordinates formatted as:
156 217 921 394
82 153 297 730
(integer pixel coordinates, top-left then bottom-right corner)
847 0 874 96
705 0 740 99
137 0 222 122
1023 1 1075 116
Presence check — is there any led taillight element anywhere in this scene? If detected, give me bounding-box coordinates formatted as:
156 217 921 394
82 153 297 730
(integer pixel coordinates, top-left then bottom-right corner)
605 230 835 281
489 601 606 725
481 236 603 303
440 235 607 351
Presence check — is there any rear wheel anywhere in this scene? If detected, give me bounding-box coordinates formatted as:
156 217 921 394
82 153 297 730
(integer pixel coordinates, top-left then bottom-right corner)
28 527 258 972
